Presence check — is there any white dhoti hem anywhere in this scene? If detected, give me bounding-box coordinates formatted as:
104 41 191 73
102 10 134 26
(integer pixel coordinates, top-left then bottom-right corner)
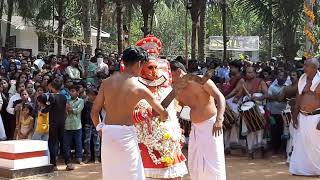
101 125 145 180
289 113 320 176
144 161 188 179
188 116 226 180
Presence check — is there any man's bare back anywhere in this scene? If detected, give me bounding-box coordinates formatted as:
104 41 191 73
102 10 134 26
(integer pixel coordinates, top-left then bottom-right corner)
176 80 217 123
92 72 168 127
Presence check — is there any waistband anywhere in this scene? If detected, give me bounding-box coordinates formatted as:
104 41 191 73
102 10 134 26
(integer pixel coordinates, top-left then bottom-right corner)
299 109 320 116
192 115 216 127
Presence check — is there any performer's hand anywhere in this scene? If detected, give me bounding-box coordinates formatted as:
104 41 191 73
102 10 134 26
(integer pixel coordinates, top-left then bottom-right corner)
316 121 320 131
159 110 168 122
212 119 223 137
292 116 299 129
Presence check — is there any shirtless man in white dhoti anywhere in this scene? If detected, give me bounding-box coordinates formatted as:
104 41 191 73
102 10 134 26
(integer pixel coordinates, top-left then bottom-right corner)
91 46 168 180
170 61 226 180
290 58 320 176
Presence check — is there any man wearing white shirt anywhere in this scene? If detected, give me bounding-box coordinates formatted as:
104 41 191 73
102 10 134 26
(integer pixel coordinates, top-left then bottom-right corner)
267 71 290 154
96 52 109 76
34 55 45 70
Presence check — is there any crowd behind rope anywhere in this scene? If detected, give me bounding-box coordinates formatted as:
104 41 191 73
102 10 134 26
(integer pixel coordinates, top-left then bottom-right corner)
0 48 316 171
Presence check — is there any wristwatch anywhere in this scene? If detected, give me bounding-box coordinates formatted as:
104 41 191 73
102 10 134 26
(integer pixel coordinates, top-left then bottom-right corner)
96 122 105 131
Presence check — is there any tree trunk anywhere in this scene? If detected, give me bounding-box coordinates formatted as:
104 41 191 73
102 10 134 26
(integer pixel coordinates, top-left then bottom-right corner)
221 0 227 62
127 4 133 44
5 0 14 47
190 0 200 60
96 0 105 49
150 8 155 34
0 0 5 47
191 22 197 60
116 0 124 55
141 0 152 37
267 24 273 61
198 0 206 61
282 26 299 62
56 0 64 56
185 2 189 68
81 0 92 55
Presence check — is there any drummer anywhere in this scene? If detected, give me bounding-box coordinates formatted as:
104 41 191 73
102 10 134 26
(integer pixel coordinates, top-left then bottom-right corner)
223 60 246 154
234 66 268 159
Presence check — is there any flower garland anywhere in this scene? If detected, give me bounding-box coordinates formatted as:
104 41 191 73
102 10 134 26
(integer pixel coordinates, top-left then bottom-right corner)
134 87 185 167
135 117 185 166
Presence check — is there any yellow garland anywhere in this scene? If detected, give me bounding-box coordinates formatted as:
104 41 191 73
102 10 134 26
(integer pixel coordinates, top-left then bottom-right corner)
304 4 315 23
304 51 313 59
303 1 317 56
304 26 317 45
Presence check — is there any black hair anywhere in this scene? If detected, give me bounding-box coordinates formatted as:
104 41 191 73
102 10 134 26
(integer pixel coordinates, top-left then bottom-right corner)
229 60 243 71
22 103 33 116
50 78 63 91
87 88 98 96
69 84 80 91
170 60 187 73
122 46 148 66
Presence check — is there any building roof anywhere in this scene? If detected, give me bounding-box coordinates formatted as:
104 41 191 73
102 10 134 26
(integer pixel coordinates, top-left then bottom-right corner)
1 15 110 37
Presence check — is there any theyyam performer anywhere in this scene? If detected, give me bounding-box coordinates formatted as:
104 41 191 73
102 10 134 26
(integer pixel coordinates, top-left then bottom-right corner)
170 60 226 180
91 46 168 180
289 58 320 176
133 35 188 179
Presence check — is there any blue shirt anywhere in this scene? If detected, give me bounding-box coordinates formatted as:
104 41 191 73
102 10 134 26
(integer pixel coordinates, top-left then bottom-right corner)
2 58 21 71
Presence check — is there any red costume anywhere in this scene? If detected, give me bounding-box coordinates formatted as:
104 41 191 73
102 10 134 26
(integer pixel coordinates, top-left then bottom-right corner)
132 35 188 179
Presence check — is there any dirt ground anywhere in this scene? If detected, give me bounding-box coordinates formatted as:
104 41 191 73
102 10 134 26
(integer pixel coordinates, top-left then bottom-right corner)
16 151 319 180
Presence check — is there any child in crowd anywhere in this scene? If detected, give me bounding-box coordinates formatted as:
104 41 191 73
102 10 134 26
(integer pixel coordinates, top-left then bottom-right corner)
32 94 50 141
16 103 34 139
64 85 84 170
82 89 100 163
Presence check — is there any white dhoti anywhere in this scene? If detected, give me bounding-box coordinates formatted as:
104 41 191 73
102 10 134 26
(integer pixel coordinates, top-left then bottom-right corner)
224 98 246 149
101 125 145 180
289 113 320 176
188 116 226 180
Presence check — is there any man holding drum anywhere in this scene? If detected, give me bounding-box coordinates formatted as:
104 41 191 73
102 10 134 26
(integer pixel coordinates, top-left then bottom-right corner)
234 66 268 159
289 58 320 176
170 61 226 180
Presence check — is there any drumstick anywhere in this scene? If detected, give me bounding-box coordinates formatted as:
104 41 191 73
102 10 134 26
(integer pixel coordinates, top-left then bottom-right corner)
242 84 252 99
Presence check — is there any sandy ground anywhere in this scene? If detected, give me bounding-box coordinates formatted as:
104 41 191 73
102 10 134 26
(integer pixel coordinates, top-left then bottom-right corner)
16 152 319 180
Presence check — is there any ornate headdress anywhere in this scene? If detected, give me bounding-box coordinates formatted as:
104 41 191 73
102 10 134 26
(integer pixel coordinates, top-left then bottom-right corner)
135 35 172 87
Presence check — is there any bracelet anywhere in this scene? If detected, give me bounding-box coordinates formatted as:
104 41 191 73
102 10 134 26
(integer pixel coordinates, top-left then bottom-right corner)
95 123 105 131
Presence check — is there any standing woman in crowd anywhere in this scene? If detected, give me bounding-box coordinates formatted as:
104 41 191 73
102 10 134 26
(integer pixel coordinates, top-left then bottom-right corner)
56 55 69 75
13 89 32 139
1 79 10 139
